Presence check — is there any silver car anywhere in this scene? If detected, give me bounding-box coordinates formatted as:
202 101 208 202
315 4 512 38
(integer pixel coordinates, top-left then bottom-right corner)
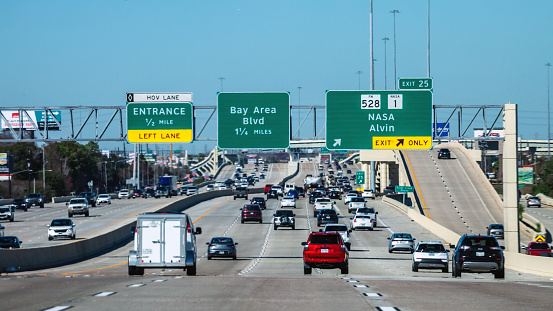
48 218 76 240
350 214 374 231
96 194 111 205
527 196 541 208
388 233 416 253
0 206 14 222
207 237 238 260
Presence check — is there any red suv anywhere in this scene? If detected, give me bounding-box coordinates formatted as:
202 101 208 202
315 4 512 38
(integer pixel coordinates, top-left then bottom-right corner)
241 204 262 224
525 242 552 256
301 232 349 274
264 184 273 194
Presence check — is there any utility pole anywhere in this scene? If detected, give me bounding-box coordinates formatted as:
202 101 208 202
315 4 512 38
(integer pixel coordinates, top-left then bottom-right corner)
382 38 389 89
390 10 400 90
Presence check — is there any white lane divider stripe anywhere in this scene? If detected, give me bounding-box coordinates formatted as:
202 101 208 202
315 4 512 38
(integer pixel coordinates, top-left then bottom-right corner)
363 292 382 297
128 284 145 287
42 307 72 311
94 292 116 297
375 307 399 311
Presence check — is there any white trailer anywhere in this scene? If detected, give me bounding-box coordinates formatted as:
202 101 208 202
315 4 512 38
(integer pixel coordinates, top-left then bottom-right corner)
128 212 202 276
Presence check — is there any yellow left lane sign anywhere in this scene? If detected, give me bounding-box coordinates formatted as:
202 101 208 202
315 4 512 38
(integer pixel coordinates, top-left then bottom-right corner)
128 129 193 143
372 136 432 150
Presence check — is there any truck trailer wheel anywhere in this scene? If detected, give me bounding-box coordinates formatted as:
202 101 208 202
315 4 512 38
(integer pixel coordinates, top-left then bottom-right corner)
186 263 197 276
128 265 144 276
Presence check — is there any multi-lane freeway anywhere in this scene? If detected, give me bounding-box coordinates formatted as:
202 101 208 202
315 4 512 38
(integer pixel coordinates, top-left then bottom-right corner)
1 160 553 311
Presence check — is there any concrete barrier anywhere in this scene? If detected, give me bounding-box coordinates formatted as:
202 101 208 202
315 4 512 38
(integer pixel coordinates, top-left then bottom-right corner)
383 196 553 277
0 169 287 273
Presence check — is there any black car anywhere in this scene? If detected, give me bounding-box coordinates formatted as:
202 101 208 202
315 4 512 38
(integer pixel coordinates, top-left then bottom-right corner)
79 192 96 207
0 236 22 249
251 197 266 210
309 191 323 204
11 198 27 211
142 188 156 198
346 169 352 174
266 189 279 200
329 190 341 199
26 193 44 208
452 234 504 279
316 209 339 227
438 148 451 159
383 186 395 195
295 186 306 198
342 185 352 193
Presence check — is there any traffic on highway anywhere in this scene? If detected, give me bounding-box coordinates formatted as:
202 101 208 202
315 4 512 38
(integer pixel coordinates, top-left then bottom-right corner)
1 156 553 311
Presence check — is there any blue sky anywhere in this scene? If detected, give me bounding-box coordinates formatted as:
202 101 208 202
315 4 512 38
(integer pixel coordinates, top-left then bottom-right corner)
1 0 552 153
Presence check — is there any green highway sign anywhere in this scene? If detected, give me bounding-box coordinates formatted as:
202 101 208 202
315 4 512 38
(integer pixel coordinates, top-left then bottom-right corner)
395 185 414 193
325 90 432 150
355 171 365 185
398 78 433 90
217 92 290 149
126 102 193 143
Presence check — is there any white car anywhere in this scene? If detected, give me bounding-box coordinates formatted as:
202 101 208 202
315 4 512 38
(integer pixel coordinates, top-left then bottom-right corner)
67 198 89 217
344 192 357 204
355 207 378 224
412 241 449 273
48 218 76 240
118 189 130 199
280 196 296 208
96 194 111 205
362 189 376 200
323 223 351 250
206 184 215 191
348 197 366 213
350 214 374 231
240 182 249 188
313 198 334 216
271 185 284 196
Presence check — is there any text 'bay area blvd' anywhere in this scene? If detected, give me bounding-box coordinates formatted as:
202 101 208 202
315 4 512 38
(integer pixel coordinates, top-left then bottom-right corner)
230 106 277 125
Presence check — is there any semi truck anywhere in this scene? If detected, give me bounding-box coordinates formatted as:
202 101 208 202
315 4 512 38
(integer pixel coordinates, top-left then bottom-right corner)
128 212 202 276
159 175 178 196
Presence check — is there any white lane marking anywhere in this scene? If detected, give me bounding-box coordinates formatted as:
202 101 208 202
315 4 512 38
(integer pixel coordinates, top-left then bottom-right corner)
375 307 399 311
347 280 359 283
153 279 166 282
94 292 115 297
42 307 71 311
363 293 382 297
353 285 368 288
454 156 497 223
128 284 145 287
377 217 395 235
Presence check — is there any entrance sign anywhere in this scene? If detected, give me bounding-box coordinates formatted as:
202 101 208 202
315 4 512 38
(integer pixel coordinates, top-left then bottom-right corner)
326 90 432 150
127 103 193 143
217 92 290 149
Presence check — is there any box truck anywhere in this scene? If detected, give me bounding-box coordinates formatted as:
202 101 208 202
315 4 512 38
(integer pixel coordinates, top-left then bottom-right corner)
128 212 202 276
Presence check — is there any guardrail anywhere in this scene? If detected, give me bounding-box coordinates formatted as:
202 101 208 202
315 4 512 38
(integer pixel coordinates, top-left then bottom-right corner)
0 165 293 273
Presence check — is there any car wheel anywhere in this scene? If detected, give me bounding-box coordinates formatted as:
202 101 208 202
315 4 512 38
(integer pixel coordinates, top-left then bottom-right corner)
207 256 212 260
495 269 505 279
241 219 244 224
186 263 197 276
442 265 449 273
68 213 72 218
292 225 295 230
274 225 277 230
128 265 144 275
369 227 373 231
48 236 53 241
259 219 262 224
410 249 415 254
340 263 349 274
72 234 76 240
232 255 237 260
40 204 44 208
412 262 419 272
346 244 351 251
233 197 236 200
85 211 89 217
388 249 393 253
453 263 461 278
304 264 312 275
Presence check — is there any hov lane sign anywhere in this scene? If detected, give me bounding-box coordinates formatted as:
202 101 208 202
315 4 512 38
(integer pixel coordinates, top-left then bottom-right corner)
126 93 193 103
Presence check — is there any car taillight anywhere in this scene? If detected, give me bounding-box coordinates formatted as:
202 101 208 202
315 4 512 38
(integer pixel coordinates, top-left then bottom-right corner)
354 219 357 222
209 244 215 247
274 218 278 221
186 222 192 233
459 246 470 250
227 244 234 247
490 246 502 251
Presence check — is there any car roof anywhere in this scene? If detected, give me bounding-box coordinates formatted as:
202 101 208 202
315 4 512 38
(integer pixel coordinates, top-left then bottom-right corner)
417 241 444 245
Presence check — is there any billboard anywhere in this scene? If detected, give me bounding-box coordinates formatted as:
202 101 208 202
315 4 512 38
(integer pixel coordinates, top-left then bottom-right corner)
518 166 534 184
474 128 504 138
1 110 62 130
433 123 450 138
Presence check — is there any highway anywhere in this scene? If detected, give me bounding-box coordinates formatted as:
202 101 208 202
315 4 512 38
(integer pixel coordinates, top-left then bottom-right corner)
2 161 553 311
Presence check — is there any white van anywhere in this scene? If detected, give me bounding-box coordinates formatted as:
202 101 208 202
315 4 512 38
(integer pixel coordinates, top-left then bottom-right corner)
128 212 202 276
186 186 198 195
284 184 295 193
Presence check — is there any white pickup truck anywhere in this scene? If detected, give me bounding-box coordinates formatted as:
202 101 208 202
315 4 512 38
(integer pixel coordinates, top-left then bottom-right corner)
313 198 335 217
348 197 366 213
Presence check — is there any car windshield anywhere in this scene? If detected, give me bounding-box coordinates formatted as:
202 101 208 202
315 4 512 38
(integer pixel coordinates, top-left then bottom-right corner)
99 194 109 198
529 196 539 200
529 243 550 250
0 237 18 243
317 198 331 203
320 210 336 215
489 225 503 229
252 198 264 202
351 198 364 202
357 208 375 213
211 237 234 244
13 199 24 203
418 243 446 253
356 215 372 219
244 205 260 211
462 237 499 247
51 219 72 226
0 207 9 212
28 194 40 198
70 199 87 204
276 210 294 217
310 235 340 245
393 233 412 239
325 225 347 232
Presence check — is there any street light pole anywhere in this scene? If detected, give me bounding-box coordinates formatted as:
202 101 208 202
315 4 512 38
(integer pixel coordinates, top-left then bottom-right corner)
382 38 389 89
547 63 552 158
369 0 374 91
219 77 225 92
390 10 400 90
427 0 431 77
356 71 363 90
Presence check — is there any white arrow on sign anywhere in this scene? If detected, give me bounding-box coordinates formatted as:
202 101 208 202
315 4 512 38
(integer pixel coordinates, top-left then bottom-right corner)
333 139 341 147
